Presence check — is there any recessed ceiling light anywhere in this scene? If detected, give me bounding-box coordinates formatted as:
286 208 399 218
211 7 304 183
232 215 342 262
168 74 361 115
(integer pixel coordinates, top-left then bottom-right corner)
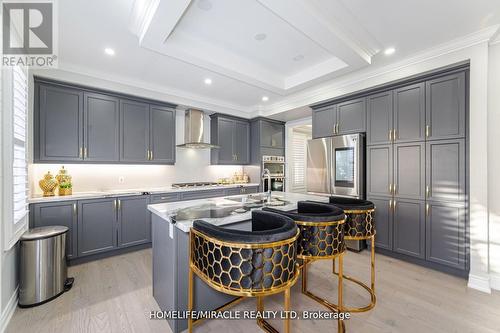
104 48 115 56
254 33 267 41
384 47 396 55
262 96 269 102
293 54 304 61
197 0 212 11
204 78 212 85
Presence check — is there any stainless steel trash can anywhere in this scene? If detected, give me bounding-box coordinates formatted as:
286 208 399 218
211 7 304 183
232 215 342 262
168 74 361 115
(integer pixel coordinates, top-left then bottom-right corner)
19 226 74 307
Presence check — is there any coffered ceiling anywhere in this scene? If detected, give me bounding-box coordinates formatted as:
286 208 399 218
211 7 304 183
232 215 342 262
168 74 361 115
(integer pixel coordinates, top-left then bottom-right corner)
48 0 500 117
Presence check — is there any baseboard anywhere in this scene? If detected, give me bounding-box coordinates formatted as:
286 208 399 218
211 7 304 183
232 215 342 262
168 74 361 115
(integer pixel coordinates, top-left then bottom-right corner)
467 274 492 293
0 286 18 333
490 273 500 291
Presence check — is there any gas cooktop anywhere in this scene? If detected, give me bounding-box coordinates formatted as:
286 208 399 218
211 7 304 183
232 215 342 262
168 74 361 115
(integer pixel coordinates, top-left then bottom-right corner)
171 182 219 189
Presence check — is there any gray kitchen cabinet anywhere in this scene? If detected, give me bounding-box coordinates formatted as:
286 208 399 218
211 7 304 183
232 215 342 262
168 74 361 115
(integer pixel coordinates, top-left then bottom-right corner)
118 196 151 247
425 201 466 270
260 120 285 148
77 198 117 256
393 83 425 143
210 114 250 165
312 106 336 139
150 105 175 164
393 142 425 200
425 72 466 140
225 186 259 196
367 91 393 145
368 197 393 251
31 201 78 259
426 139 465 202
336 97 366 134
83 92 120 162
367 144 393 197
36 83 83 161
392 199 425 259
181 189 227 201
120 99 150 162
150 193 181 204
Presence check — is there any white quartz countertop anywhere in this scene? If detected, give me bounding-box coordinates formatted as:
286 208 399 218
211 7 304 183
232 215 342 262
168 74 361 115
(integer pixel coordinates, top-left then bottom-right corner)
28 183 260 204
148 191 329 233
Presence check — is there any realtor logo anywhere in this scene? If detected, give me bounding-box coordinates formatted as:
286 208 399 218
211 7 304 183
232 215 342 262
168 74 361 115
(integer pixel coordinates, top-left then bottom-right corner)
2 1 58 67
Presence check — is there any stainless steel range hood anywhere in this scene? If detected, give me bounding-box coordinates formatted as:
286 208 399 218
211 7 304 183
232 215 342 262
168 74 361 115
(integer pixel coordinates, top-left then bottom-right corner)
176 109 219 149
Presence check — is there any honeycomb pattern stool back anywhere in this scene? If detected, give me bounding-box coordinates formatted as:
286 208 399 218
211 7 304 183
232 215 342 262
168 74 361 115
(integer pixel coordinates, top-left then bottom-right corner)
327 197 375 239
188 210 299 333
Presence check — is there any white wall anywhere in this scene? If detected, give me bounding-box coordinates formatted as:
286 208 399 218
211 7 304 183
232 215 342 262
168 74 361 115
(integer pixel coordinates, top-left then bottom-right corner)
487 42 500 290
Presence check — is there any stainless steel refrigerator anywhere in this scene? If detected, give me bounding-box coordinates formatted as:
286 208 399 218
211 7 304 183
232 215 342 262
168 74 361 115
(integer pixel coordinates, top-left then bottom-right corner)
306 133 366 250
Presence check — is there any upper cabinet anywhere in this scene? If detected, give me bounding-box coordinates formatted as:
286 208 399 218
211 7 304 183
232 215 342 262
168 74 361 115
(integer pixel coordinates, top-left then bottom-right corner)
250 118 285 164
260 119 285 148
34 79 176 164
312 98 366 139
36 84 84 161
393 83 425 143
210 114 250 165
425 72 466 140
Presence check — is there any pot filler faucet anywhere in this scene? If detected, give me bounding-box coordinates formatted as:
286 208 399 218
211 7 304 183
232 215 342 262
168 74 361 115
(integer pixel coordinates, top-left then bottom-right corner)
262 168 272 204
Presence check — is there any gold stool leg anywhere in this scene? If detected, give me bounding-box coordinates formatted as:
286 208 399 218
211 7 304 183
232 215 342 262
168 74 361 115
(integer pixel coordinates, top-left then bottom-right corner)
331 236 377 313
188 266 194 333
337 253 345 333
284 288 291 333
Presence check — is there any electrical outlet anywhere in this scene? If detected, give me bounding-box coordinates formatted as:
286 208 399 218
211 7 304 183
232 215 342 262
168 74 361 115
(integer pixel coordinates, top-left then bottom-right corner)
118 176 125 184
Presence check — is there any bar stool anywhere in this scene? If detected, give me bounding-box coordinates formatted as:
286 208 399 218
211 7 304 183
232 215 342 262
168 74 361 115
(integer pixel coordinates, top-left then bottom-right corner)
188 210 300 333
326 197 376 313
264 201 346 332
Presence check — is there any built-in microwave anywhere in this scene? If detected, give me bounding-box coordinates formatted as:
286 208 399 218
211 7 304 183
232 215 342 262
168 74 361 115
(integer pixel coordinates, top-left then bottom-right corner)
262 155 285 177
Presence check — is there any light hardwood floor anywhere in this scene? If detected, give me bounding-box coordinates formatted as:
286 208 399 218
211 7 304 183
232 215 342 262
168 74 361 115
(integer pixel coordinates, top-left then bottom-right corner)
7 249 500 333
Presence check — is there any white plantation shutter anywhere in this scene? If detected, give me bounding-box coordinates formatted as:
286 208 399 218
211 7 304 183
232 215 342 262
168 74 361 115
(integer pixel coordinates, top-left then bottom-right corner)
12 65 28 224
290 131 309 192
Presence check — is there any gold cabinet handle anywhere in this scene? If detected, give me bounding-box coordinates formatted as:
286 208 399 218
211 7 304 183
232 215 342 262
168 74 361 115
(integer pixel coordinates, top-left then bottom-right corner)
388 129 392 141
426 125 430 138
394 183 397 195
79 147 83 158
336 123 339 134
73 203 77 216
426 185 430 198
426 203 430 216
389 183 393 195
394 129 398 141
389 199 392 210
393 200 397 213
150 150 153 161
117 199 121 211
113 199 117 211
84 147 88 158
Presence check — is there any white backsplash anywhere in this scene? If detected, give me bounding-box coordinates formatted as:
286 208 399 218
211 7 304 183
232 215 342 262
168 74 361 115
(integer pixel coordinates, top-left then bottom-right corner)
29 110 245 195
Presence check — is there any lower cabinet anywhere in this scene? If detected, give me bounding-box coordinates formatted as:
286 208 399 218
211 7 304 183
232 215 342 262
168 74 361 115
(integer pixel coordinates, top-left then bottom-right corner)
426 201 466 270
118 196 151 247
369 195 467 272
392 199 425 259
78 198 117 256
31 201 78 259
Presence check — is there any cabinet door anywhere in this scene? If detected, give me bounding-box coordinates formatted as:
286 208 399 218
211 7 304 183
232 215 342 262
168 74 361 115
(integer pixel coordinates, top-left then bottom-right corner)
261 121 284 148
425 201 466 270
426 139 465 202
118 196 151 247
38 84 83 161
83 92 120 162
233 120 250 164
31 201 78 259
78 199 117 256
150 105 175 164
394 142 425 200
312 106 336 139
367 145 393 197
367 91 393 145
425 72 466 140
337 98 366 134
368 197 393 250
120 99 150 162
217 118 235 164
394 83 425 142
392 199 425 259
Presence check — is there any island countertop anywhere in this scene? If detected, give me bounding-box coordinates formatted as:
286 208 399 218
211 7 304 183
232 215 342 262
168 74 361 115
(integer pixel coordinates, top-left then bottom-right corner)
147 191 329 233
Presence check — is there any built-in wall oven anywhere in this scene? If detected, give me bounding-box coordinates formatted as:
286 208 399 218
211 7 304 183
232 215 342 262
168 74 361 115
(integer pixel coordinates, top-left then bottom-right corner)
306 133 365 251
262 155 285 192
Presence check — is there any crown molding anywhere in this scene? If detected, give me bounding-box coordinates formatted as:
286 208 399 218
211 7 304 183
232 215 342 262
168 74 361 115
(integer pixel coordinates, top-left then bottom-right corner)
44 62 256 118
260 24 500 116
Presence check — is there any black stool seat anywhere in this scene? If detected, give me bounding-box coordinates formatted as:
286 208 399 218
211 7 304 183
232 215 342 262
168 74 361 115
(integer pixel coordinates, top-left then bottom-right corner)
328 197 374 211
264 201 346 259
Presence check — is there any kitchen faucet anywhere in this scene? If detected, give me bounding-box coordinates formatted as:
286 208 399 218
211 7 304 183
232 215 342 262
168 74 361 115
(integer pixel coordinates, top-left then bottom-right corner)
262 168 272 203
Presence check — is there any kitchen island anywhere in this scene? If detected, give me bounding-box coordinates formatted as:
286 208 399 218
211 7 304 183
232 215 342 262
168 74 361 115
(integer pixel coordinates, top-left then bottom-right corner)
148 191 328 333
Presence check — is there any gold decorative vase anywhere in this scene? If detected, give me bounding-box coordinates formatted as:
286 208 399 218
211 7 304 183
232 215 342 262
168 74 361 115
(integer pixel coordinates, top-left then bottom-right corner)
39 172 58 197
56 166 73 196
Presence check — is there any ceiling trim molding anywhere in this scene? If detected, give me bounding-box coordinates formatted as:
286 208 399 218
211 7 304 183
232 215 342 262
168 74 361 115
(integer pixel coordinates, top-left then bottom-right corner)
46 62 255 117
259 24 500 116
